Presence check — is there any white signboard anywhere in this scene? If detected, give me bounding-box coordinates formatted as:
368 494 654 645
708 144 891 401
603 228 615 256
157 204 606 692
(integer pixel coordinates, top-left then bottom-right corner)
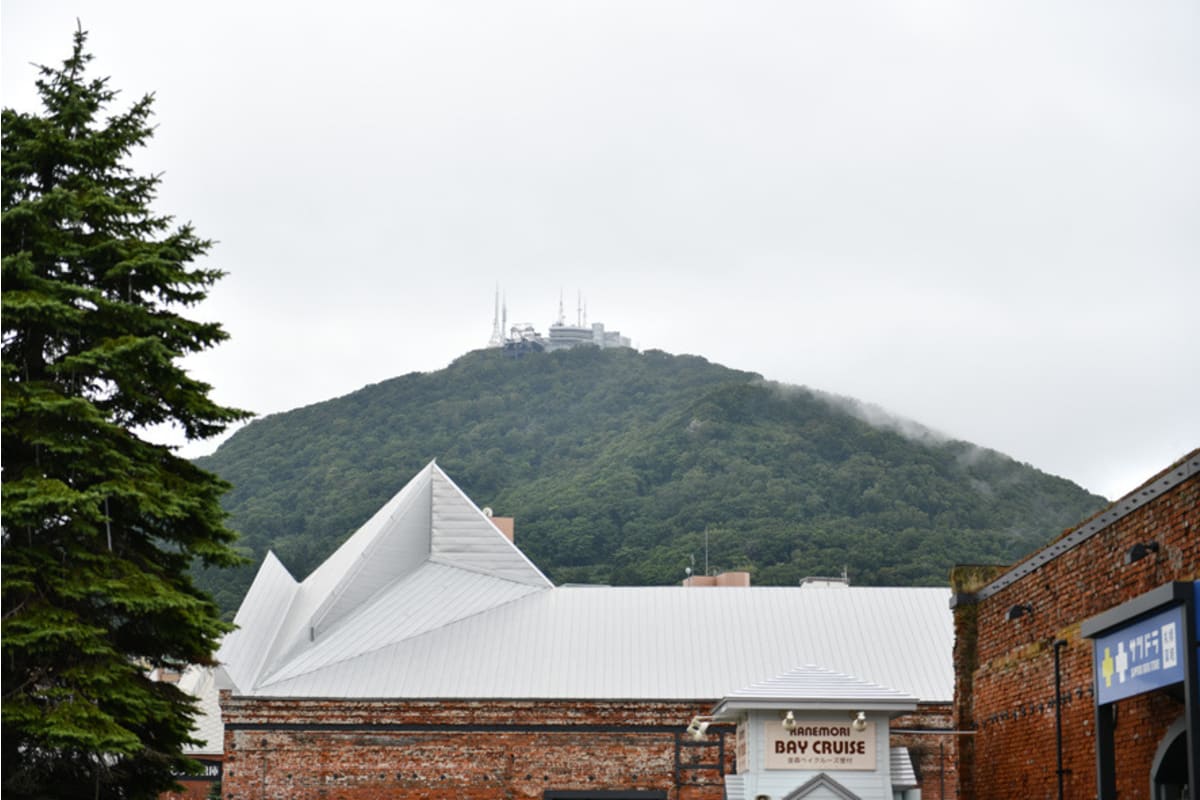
764 718 875 771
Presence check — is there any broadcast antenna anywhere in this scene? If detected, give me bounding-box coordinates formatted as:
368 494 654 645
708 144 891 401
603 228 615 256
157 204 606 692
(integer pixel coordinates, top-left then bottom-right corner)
488 285 504 347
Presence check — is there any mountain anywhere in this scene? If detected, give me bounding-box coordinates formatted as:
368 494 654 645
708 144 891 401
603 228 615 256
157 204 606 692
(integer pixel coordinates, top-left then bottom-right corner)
194 347 1106 612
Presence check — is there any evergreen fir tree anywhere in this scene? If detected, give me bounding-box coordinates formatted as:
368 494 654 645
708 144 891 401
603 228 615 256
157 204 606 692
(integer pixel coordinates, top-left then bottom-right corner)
2 27 250 799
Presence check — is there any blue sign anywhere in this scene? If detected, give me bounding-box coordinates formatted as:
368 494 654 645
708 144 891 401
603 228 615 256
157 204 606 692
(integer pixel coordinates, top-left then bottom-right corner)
1094 603 1186 704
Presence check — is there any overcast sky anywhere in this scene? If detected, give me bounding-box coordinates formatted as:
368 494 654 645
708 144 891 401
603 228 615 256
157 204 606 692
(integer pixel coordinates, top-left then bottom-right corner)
4 0 1197 501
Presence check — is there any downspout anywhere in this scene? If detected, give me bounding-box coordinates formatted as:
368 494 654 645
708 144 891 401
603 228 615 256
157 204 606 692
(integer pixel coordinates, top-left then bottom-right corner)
939 739 945 800
1054 639 1068 800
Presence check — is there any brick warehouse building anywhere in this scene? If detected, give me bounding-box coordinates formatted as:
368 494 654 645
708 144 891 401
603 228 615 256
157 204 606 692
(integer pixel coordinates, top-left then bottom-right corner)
212 462 957 800
951 449 1198 800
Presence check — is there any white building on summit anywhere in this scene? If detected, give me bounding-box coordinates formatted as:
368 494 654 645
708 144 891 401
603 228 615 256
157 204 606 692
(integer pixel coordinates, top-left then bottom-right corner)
486 288 631 354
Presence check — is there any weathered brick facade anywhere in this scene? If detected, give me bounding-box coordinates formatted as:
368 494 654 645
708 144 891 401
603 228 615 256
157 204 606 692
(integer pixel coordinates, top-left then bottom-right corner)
219 698 727 800
891 707 960 799
218 697 953 799
952 452 1198 800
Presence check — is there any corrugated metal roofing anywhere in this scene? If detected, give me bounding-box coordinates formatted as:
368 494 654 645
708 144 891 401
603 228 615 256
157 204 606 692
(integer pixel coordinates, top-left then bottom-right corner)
177 666 223 755
240 584 952 701
215 551 298 692
258 562 544 688
219 463 954 703
306 465 432 637
429 468 550 586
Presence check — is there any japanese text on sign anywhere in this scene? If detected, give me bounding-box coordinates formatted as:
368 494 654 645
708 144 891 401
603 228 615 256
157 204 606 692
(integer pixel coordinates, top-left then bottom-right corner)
1094 603 1185 705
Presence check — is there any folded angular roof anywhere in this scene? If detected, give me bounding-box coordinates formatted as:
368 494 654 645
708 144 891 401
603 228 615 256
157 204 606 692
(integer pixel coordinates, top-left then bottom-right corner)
217 462 953 703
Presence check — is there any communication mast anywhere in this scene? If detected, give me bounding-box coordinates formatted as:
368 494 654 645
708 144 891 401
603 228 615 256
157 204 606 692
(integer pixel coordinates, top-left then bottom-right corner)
487 285 504 347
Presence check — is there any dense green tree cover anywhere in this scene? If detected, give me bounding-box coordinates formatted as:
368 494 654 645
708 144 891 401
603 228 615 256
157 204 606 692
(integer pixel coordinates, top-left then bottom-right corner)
197 346 1105 611
2 30 248 799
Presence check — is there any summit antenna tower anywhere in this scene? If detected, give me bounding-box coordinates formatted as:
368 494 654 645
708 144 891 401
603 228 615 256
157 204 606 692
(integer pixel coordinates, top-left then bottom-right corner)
488 286 504 347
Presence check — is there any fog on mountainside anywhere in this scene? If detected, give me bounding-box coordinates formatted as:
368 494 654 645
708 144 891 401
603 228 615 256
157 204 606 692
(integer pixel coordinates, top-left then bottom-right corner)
195 347 1106 613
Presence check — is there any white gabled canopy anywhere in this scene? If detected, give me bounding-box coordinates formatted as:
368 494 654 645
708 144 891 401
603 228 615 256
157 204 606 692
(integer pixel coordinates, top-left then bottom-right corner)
217 463 954 704
711 664 918 716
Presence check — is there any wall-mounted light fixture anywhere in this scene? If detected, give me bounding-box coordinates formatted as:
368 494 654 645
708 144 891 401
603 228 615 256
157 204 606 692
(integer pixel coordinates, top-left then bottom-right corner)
1124 541 1159 564
851 711 868 732
1006 603 1034 621
781 710 797 731
686 716 713 741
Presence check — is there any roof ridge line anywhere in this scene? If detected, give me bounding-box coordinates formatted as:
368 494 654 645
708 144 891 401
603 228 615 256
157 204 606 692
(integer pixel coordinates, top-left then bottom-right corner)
306 463 435 635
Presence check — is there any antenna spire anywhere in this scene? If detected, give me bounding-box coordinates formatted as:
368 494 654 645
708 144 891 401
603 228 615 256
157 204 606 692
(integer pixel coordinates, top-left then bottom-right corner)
488 284 503 347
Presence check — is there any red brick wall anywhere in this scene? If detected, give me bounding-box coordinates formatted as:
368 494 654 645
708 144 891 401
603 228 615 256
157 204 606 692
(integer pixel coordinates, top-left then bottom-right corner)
219 697 954 800
892 705 960 800
953 464 1197 800
219 698 731 800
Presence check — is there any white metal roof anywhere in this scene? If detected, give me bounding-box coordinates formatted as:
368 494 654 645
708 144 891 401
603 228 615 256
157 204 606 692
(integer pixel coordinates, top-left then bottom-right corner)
177 666 223 755
218 463 954 703
712 664 917 714
258 562 544 688
216 461 551 693
214 551 298 693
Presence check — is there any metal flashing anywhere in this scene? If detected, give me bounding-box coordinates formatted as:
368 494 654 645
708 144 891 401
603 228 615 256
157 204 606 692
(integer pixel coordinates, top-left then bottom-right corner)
970 452 1198 603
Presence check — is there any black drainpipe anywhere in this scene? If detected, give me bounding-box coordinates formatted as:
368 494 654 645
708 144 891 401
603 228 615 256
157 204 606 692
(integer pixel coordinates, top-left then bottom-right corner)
1054 639 1068 800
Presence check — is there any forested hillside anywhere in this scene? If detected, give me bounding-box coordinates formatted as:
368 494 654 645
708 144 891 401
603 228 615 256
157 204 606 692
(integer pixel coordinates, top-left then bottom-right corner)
196 347 1107 612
